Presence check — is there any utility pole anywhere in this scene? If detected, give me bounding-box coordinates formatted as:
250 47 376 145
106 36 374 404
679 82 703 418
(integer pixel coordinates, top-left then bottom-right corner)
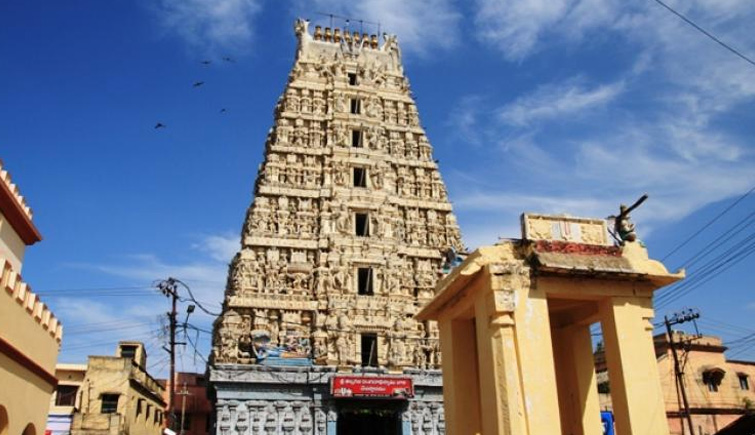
178 383 190 435
157 277 183 431
664 309 700 435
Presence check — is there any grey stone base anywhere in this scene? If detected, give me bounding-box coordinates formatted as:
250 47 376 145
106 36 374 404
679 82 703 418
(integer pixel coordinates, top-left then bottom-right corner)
210 365 445 435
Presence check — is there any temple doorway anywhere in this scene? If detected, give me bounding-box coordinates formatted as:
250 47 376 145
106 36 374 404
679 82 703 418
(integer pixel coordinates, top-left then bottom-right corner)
336 400 402 435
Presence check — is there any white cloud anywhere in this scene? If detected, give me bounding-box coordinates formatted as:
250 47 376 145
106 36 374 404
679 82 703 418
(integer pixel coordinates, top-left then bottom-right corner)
448 0 755 249
473 0 755 64
474 0 621 60
53 232 234 374
456 192 606 215
451 109 755 249
192 233 239 262
154 0 263 54
92 254 227 310
498 78 624 127
447 95 486 146
54 298 168 370
303 0 461 56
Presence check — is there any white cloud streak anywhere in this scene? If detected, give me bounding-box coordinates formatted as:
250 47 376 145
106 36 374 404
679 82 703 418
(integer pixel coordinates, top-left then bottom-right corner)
154 0 263 54
192 233 239 262
54 233 236 374
449 0 755 249
498 79 624 127
474 0 620 60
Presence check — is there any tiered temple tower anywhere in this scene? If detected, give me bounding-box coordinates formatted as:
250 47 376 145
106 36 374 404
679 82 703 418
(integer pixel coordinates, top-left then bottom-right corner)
209 19 463 435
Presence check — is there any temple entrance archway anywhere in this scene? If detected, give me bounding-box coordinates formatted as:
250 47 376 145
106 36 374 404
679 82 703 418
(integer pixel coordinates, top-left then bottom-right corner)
336 400 402 435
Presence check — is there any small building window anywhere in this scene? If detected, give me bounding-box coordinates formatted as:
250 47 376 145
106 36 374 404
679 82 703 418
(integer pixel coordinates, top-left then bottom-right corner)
54 385 78 407
101 394 119 414
353 167 367 188
350 98 361 114
361 333 378 367
739 374 750 391
703 370 724 393
355 213 369 236
348 73 357 86
146 404 151 420
120 344 137 360
357 268 373 295
136 398 143 416
154 410 160 424
352 130 362 147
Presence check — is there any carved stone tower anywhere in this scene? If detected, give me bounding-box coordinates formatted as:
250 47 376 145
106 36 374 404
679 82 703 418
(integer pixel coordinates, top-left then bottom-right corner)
209 19 462 435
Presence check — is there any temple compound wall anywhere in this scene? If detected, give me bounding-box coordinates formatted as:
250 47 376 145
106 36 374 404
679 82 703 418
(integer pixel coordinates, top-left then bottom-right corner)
209 19 463 434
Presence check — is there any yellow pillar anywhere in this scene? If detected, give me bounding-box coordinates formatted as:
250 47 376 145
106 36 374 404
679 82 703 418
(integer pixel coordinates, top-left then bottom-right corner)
512 290 563 435
472 286 563 435
474 300 523 435
438 318 482 435
552 324 603 435
600 296 669 435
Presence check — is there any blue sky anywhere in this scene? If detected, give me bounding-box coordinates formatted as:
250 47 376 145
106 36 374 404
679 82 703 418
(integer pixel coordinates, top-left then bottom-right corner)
2 0 755 374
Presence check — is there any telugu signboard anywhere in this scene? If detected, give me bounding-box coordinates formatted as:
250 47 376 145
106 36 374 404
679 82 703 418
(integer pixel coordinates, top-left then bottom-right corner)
331 376 414 399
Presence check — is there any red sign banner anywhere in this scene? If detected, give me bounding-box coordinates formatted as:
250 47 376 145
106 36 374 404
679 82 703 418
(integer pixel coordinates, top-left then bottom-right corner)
331 376 414 399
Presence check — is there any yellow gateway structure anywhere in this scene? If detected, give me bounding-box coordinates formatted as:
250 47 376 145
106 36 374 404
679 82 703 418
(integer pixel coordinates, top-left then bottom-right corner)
417 213 684 435
0 159 63 435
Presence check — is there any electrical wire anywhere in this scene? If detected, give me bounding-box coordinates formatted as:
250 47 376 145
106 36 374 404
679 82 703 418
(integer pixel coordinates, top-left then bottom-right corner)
65 322 157 336
36 285 153 293
699 317 754 336
186 330 208 364
656 229 755 308
661 185 755 262
170 278 222 316
675 211 755 271
651 0 755 68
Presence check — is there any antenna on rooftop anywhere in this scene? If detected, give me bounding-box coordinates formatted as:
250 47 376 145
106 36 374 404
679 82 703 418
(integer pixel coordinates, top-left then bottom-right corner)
315 11 382 35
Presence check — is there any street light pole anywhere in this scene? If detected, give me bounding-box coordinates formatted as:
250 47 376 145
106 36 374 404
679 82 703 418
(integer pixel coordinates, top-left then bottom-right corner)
156 278 196 432
665 309 700 435
157 278 181 431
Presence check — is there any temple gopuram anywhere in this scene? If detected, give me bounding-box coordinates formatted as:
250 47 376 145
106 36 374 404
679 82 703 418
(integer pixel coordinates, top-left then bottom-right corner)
209 19 463 435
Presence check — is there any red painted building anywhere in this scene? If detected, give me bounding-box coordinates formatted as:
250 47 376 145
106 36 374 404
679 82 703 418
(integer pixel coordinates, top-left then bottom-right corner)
161 373 211 435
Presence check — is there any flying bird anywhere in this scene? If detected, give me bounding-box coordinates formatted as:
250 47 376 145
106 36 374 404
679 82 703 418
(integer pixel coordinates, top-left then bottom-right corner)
193 81 205 88
154 123 166 129
200 60 212 65
222 56 235 63
220 108 228 113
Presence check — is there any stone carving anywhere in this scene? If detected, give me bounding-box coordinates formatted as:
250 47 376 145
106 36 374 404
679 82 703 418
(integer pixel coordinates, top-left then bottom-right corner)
216 399 325 435
407 401 446 435
211 20 463 374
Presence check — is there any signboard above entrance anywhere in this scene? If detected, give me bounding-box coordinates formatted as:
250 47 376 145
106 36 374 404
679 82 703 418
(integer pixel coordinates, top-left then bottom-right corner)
331 376 414 399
